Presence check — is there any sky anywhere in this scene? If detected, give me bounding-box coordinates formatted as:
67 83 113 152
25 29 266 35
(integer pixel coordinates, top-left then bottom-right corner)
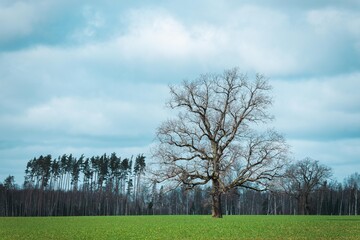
1 0 359 184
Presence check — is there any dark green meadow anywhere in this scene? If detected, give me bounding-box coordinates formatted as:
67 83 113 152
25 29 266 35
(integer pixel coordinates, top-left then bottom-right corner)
0 215 359 239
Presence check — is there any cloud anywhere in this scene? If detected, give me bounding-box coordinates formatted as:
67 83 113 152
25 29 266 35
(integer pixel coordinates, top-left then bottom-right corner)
2 3 359 76
223 6 299 75
70 5 106 43
26 97 165 136
1 1 360 183
107 6 301 75
289 138 360 180
272 72 360 140
0 1 73 49
108 8 222 67
110 4 360 77
307 7 360 37
1 91 169 138
0 1 40 42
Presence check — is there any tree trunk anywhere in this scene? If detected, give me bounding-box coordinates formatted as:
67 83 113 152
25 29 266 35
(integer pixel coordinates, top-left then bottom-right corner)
305 195 310 215
297 195 304 215
355 189 358 216
298 192 311 215
211 179 223 218
274 195 277 215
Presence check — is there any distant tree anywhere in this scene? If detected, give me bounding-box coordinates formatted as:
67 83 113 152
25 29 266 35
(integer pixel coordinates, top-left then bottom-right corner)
134 154 146 213
71 154 83 191
60 154 73 191
345 172 360 215
98 154 109 190
82 157 93 192
119 157 131 202
40 154 52 189
3 175 16 190
124 158 133 215
50 158 60 189
2 175 17 216
282 158 332 215
24 155 52 190
152 68 289 218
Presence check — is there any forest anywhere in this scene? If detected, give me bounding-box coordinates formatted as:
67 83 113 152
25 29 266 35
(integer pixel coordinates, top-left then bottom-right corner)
0 153 359 217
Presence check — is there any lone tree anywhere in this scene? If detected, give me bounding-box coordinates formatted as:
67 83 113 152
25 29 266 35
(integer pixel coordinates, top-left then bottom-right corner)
281 157 332 215
152 68 289 218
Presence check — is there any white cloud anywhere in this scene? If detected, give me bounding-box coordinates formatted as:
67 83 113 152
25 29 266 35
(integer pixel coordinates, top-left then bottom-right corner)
111 9 221 64
24 97 110 135
70 5 106 42
221 5 360 76
307 8 360 59
272 72 360 139
289 138 360 180
0 2 38 40
109 6 299 75
2 4 359 82
1 1 360 183
0 1 59 42
9 93 168 137
307 8 360 37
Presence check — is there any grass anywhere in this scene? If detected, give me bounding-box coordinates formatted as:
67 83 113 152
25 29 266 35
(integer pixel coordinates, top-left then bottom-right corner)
0 215 359 239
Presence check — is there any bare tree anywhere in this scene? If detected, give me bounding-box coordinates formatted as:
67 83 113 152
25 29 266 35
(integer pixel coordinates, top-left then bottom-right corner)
152 68 289 218
281 157 332 215
345 172 360 215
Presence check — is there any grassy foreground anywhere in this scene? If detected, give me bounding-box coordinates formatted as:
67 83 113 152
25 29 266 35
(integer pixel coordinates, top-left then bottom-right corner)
0 215 359 239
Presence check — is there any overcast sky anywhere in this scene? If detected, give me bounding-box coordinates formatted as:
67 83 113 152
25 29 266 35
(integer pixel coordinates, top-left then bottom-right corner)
1 0 359 184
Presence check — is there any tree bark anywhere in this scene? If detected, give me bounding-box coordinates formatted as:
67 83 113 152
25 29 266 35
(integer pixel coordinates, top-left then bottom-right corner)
211 179 223 218
298 195 305 215
305 194 310 215
355 189 358 216
298 194 310 215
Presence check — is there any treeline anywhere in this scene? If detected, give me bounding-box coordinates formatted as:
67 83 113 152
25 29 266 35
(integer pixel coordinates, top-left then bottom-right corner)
141 180 359 216
0 153 147 216
0 155 359 216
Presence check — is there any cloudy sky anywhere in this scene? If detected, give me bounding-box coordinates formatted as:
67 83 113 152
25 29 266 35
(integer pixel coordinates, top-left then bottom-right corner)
1 0 359 184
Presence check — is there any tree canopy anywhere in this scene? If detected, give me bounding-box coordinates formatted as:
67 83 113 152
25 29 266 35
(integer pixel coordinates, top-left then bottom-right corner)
281 157 332 214
153 68 289 217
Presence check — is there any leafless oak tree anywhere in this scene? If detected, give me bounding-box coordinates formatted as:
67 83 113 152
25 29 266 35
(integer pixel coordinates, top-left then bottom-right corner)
152 68 289 218
281 157 332 215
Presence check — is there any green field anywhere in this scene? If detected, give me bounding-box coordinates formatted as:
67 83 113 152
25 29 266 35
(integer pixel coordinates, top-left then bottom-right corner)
0 215 359 239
